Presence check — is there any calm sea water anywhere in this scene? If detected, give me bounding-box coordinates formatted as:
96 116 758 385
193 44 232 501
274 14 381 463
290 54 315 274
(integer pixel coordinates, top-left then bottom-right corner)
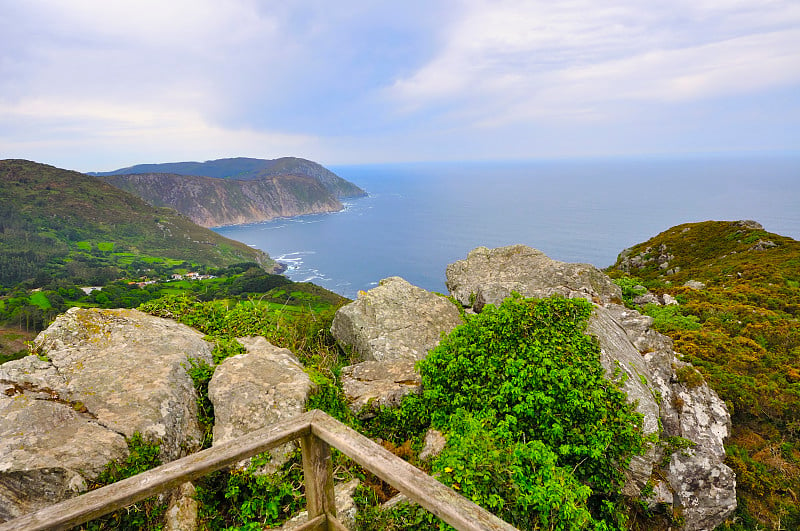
213 155 800 299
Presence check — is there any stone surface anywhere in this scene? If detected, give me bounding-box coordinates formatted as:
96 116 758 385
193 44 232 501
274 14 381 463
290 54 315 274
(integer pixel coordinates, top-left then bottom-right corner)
597 304 736 528
331 277 462 362
208 336 315 473
340 359 421 418
0 308 212 522
419 429 447 462
446 245 622 308
164 482 198 531
683 280 706 290
280 479 360 530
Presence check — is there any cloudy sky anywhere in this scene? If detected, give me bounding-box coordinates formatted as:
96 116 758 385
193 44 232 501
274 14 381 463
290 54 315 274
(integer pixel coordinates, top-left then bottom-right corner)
1 0 799 171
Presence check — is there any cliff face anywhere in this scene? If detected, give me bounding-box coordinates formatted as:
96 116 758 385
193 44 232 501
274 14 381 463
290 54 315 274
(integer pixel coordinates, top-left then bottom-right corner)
101 173 344 228
92 156 367 200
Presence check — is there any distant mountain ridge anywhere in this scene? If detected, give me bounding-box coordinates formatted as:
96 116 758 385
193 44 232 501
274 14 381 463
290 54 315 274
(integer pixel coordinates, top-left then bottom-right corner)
90 156 366 199
100 172 344 228
91 156 366 228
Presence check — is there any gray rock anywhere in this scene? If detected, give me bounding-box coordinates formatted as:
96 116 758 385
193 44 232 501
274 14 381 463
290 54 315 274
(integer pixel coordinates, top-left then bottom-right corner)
208 336 315 473
164 482 198 531
604 305 736 529
0 394 128 522
662 294 679 306
331 277 462 362
736 220 763 230
446 245 622 309
419 429 447 462
587 307 661 494
0 308 212 522
633 292 660 306
668 450 737 530
749 239 777 251
341 359 421 419
683 280 706 290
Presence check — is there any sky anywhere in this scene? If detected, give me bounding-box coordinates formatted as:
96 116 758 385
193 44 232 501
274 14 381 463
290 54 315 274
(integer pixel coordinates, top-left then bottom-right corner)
1 0 799 172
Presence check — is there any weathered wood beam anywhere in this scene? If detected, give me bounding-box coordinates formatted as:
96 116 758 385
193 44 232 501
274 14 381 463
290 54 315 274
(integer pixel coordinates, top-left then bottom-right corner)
300 433 336 521
0 411 315 531
308 410 517 531
1 410 519 531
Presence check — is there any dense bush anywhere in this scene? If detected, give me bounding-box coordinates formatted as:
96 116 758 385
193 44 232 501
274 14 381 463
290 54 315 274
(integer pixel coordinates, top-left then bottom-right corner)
367 295 647 529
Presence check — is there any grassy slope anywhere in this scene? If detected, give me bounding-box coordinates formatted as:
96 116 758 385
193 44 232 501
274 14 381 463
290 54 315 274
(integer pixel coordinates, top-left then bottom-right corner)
0 159 277 287
608 220 800 529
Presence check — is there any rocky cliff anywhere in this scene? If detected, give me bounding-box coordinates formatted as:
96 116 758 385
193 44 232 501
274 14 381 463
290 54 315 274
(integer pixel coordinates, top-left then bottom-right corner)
102 172 345 228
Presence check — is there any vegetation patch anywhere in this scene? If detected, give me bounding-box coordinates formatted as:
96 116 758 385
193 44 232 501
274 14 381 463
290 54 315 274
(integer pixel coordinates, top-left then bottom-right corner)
363 295 647 529
81 433 166 530
609 220 800 529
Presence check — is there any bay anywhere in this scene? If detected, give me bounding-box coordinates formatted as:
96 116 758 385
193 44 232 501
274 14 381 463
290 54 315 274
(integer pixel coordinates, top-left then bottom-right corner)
213 155 800 299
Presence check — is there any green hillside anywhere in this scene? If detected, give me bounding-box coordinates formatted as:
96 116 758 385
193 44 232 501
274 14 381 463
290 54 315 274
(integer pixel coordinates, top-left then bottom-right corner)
0 159 278 288
608 220 800 529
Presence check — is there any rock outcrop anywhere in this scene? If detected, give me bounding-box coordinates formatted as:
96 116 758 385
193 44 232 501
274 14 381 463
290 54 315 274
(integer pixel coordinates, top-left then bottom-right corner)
0 308 212 522
340 359 421 419
208 337 315 473
331 277 461 419
331 277 462 363
443 245 736 530
446 245 622 309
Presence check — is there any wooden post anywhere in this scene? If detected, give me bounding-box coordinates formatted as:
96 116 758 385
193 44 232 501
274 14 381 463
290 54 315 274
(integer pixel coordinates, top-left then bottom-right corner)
300 433 336 525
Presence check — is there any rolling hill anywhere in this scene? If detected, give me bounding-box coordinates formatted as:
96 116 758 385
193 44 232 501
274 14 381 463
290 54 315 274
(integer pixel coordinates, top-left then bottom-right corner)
0 159 279 288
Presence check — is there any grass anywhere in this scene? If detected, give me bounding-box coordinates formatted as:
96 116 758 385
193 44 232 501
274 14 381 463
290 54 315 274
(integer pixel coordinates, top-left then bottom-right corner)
28 292 52 309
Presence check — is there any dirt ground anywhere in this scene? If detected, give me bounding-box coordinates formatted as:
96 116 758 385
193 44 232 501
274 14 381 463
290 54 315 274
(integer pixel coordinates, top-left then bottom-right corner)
0 327 35 360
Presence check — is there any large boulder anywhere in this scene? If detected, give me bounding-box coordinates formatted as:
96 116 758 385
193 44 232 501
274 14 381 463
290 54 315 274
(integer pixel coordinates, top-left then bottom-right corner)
340 359 421 419
0 308 212 522
445 246 736 530
446 245 622 309
331 277 462 363
208 337 315 473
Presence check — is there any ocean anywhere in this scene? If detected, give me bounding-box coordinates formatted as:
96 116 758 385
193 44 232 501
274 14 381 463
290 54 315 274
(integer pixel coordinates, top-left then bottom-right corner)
213 155 800 299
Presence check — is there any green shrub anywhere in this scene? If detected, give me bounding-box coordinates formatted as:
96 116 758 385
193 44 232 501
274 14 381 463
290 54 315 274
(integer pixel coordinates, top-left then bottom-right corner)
642 303 701 332
82 433 166 530
612 276 647 307
419 295 646 493
194 452 305 529
364 295 647 529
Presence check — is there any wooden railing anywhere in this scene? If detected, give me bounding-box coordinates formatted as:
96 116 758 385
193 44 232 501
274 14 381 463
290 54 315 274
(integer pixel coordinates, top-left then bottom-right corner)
0 410 517 531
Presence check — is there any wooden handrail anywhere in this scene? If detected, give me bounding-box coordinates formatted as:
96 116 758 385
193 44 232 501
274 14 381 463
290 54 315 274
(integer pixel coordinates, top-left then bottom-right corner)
0 410 517 531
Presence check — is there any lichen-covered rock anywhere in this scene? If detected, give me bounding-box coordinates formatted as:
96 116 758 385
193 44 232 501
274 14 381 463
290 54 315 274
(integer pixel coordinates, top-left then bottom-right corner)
331 277 462 362
668 451 737 530
0 308 212 522
586 307 662 494
340 359 421 419
208 336 315 473
446 245 622 308
164 482 199 531
0 394 129 522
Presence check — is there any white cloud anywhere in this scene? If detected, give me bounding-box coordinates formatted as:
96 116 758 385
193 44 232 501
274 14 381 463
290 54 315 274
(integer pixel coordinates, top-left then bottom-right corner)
387 0 800 127
0 96 317 171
